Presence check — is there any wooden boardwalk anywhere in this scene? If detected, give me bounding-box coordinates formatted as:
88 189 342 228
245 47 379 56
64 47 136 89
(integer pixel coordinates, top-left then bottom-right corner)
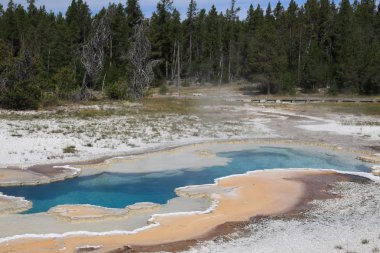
249 97 380 104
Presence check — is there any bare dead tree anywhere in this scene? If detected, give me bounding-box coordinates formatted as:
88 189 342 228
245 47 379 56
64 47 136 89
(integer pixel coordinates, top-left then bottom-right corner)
176 40 180 96
128 22 159 100
171 40 177 80
80 10 112 100
219 53 223 94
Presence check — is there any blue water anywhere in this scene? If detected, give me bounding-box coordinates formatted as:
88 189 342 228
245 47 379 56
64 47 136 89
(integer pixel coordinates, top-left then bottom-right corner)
0 147 370 214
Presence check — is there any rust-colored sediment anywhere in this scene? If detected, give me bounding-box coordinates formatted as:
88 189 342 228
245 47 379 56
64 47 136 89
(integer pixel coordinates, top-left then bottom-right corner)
127 172 367 253
0 170 367 253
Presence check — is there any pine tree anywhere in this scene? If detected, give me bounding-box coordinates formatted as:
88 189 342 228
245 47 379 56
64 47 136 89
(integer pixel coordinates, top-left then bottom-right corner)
0 46 45 109
246 3 286 94
2 1 23 55
66 0 91 53
150 0 175 80
274 1 284 21
354 0 378 94
204 5 220 81
1 0 380 108
300 0 327 91
246 5 255 32
106 4 127 68
226 0 240 82
284 0 299 70
243 5 263 78
185 0 197 74
333 0 356 92
126 0 143 30
169 8 181 80
50 13 71 73
193 9 209 82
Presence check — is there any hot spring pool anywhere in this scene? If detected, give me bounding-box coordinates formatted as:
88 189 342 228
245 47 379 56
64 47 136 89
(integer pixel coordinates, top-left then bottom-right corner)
0 146 370 214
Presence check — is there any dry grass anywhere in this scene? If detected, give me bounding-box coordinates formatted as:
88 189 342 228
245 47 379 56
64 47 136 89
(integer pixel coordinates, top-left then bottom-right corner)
73 109 116 119
141 97 197 114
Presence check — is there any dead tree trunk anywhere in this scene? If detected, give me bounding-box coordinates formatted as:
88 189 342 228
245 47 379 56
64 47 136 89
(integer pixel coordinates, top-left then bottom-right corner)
128 22 159 100
171 41 177 80
219 53 223 93
177 41 181 96
80 10 112 100
81 72 87 99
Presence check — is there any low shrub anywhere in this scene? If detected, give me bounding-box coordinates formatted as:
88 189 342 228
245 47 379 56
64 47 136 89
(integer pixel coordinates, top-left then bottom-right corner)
63 145 77 154
361 239 369 244
41 92 59 107
159 84 168 95
52 67 79 99
1 85 41 110
105 79 128 100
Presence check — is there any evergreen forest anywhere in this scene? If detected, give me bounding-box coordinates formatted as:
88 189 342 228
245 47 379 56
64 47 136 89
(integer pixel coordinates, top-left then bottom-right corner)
0 0 379 109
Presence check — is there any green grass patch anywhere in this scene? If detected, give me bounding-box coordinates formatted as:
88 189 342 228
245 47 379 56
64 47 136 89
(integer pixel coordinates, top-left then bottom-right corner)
361 239 370 244
142 97 197 114
74 109 115 119
63 145 77 154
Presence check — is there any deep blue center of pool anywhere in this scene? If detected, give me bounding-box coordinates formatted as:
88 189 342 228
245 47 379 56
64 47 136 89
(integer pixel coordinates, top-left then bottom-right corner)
0 147 370 214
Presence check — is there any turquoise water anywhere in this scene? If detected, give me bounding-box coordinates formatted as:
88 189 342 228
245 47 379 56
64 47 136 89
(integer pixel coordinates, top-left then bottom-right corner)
0 147 370 214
